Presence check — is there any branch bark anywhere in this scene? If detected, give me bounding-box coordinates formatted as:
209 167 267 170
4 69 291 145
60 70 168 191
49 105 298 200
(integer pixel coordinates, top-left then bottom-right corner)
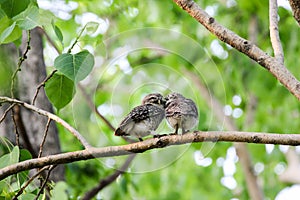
173 0 300 101
289 0 300 26
1 131 300 181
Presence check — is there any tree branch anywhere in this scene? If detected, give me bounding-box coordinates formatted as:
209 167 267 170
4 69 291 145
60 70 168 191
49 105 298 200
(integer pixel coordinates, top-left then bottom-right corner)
12 166 50 199
0 96 91 149
288 0 300 26
1 131 300 180
32 69 57 105
269 0 284 64
173 0 300 101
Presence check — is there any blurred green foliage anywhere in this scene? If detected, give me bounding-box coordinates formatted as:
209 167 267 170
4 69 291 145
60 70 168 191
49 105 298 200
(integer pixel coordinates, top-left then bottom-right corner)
1 0 300 199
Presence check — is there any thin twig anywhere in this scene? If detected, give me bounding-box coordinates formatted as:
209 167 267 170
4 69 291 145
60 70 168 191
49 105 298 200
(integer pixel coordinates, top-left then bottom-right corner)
82 154 136 200
38 118 52 158
11 107 20 147
269 0 284 64
32 70 58 105
0 103 15 123
1 131 300 180
38 27 61 54
34 165 57 200
12 166 50 200
0 96 91 149
77 84 116 131
10 30 31 98
12 105 38 157
68 24 87 53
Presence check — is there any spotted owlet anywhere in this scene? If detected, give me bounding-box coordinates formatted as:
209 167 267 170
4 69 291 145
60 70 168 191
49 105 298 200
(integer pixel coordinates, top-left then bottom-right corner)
115 93 166 141
165 92 198 134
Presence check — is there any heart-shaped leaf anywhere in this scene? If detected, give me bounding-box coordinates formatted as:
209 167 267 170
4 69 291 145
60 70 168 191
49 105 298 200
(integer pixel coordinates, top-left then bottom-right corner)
45 73 76 111
54 50 94 82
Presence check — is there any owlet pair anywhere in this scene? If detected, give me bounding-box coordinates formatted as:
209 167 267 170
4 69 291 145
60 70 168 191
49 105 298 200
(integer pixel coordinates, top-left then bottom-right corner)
115 93 198 141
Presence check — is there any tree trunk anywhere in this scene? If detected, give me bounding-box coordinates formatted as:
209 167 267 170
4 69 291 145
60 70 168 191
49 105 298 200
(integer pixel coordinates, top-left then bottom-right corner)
0 28 64 181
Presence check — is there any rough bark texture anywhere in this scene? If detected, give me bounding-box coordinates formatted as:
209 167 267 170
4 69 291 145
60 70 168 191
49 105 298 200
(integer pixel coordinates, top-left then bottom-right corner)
1 130 300 180
289 0 300 26
0 28 64 181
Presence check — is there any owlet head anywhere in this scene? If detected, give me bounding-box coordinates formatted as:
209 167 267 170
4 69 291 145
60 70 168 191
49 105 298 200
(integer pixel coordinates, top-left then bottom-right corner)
165 92 184 101
142 93 165 106
165 92 185 108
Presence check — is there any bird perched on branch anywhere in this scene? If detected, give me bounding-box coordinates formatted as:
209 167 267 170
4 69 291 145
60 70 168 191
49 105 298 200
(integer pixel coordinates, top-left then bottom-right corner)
165 92 198 134
115 93 166 141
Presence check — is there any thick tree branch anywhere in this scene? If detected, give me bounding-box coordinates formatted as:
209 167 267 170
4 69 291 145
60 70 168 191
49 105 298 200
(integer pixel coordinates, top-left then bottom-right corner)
269 0 284 64
173 0 300 101
0 96 91 149
1 131 300 180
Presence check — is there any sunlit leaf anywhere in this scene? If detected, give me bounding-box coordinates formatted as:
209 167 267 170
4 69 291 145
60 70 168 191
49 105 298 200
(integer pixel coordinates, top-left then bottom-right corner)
54 50 94 82
51 181 68 200
19 193 37 200
12 5 39 30
85 21 99 35
0 20 22 44
45 73 76 111
0 146 19 168
0 8 6 19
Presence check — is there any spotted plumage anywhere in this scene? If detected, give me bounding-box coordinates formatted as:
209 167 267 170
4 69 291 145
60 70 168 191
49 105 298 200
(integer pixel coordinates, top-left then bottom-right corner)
115 93 165 141
165 92 198 134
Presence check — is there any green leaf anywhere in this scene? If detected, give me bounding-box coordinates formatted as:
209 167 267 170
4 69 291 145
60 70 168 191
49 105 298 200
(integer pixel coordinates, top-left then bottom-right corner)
0 20 15 42
54 25 63 43
45 73 76 111
12 5 39 30
18 149 32 185
0 146 19 168
0 20 22 44
85 21 99 35
51 182 68 200
38 9 55 27
20 193 37 200
19 149 32 162
0 0 31 18
0 7 6 19
54 50 94 82
51 21 64 47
